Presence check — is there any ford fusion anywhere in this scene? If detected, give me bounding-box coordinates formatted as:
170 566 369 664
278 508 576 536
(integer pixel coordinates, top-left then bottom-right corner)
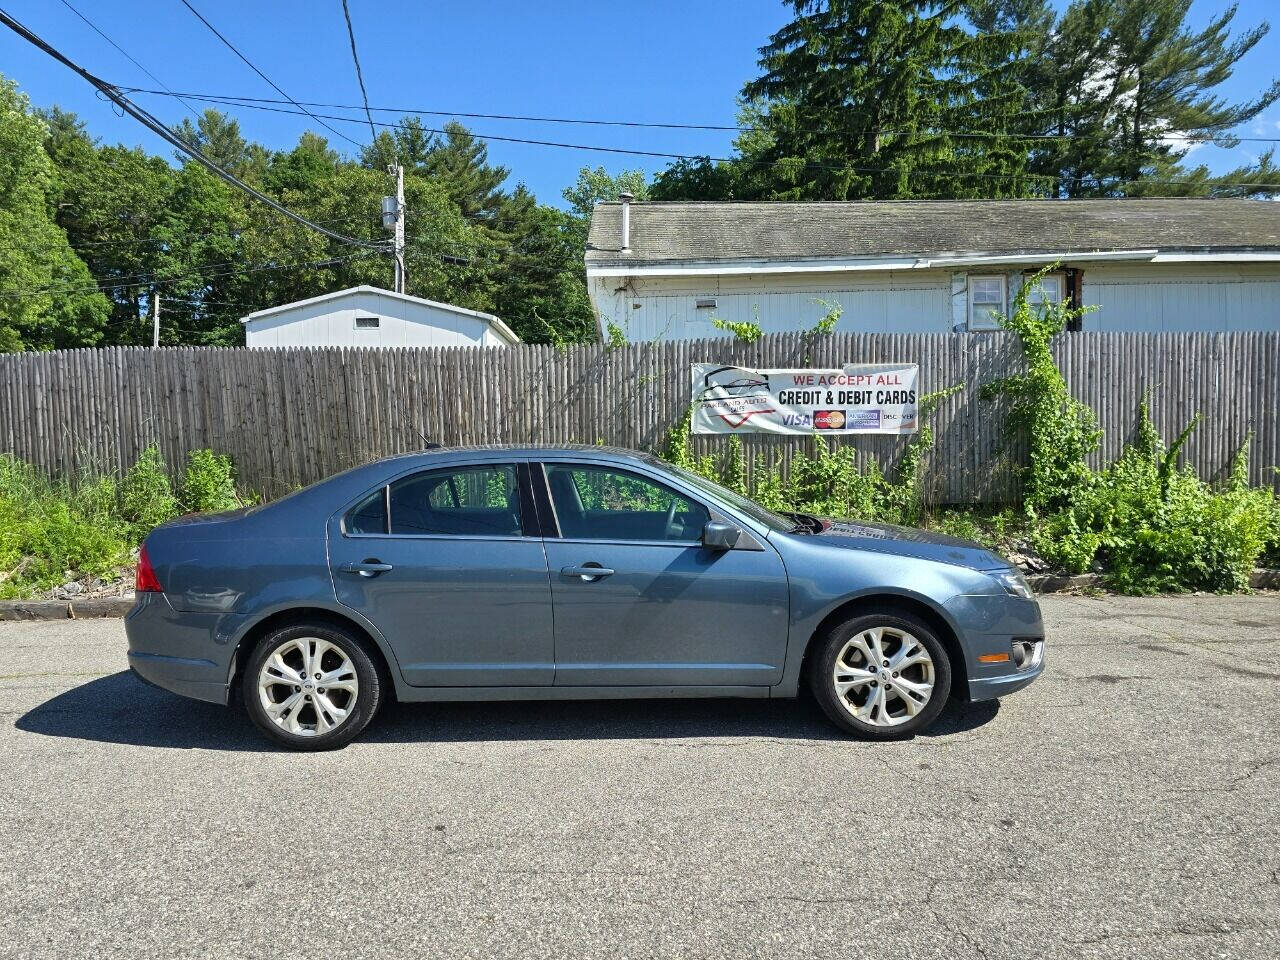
126 446 1045 750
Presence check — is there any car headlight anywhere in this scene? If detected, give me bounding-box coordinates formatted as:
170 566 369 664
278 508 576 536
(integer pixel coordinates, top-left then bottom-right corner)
990 568 1034 600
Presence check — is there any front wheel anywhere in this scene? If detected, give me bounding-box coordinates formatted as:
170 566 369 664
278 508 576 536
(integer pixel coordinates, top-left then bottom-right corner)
809 610 952 739
243 622 382 750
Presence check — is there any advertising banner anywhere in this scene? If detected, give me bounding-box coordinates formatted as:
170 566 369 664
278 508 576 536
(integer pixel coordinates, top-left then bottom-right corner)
691 363 920 435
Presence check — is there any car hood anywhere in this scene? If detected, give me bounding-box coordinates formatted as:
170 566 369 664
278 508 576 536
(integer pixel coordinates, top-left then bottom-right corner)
794 518 1011 572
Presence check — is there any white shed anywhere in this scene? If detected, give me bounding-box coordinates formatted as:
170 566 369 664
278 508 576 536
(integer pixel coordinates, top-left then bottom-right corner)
240 286 519 348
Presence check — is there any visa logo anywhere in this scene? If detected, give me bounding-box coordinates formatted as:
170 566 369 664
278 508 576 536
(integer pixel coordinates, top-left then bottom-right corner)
782 414 812 426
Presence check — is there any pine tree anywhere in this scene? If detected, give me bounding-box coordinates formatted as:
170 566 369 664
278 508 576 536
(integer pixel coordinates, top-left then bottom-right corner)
739 0 1033 199
1031 0 1280 197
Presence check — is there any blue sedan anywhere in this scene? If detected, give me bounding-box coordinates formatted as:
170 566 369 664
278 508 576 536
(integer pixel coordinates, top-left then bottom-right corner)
125 445 1045 749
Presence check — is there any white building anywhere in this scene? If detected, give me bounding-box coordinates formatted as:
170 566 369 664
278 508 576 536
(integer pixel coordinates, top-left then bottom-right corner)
240 286 519 348
585 198 1280 340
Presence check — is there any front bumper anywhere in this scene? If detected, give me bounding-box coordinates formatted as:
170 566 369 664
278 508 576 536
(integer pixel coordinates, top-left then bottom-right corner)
124 592 244 705
944 592 1046 702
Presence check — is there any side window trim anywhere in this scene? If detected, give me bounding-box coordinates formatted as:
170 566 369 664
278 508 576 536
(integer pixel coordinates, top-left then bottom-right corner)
515 462 544 538
530 462 560 538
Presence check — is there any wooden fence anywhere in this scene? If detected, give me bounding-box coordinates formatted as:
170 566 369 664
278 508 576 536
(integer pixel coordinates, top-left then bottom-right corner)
0 332 1277 502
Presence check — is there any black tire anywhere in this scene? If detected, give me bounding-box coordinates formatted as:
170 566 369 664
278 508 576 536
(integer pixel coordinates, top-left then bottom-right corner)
242 621 382 751
809 609 952 739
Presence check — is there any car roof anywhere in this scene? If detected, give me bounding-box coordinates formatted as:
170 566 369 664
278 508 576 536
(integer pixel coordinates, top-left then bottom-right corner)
370 443 663 467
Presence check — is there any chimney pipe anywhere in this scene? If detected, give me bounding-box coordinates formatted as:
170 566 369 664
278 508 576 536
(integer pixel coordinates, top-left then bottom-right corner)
618 191 634 252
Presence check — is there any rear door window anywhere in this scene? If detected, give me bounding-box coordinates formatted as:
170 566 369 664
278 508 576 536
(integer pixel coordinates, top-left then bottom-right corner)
388 464 522 537
345 487 387 534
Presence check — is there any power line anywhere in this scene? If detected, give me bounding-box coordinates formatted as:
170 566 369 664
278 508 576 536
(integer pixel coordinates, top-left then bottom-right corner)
340 0 378 146
0 8 382 250
176 0 365 151
117 86 1280 146
124 93 1280 192
54 0 203 121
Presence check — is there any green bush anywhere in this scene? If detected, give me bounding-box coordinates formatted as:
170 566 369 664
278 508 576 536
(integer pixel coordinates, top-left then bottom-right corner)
1033 406 1274 593
0 447 243 599
118 446 179 538
1263 497 1280 569
0 456 132 598
180 449 239 514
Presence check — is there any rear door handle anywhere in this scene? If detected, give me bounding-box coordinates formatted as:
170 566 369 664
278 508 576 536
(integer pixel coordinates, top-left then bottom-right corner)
561 564 615 581
340 560 394 577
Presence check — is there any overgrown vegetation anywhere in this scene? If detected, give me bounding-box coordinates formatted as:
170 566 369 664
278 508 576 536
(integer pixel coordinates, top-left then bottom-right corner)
981 269 1280 593
659 267 1280 594
711 316 764 343
664 386 959 528
980 267 1099 514
1030 408 1277 593
0 446 242 598
811 298 843 334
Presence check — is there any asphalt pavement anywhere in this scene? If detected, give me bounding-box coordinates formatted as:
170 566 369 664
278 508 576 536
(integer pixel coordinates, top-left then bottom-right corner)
1 594 1278 959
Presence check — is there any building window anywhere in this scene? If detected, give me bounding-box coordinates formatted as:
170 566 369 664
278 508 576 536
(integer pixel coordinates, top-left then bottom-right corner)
968 276 1007 331
1024 273 1065 308
355 316 380 329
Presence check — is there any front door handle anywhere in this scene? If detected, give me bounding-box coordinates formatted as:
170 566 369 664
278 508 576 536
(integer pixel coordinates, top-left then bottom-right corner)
561 563 615 582
340 560 394 577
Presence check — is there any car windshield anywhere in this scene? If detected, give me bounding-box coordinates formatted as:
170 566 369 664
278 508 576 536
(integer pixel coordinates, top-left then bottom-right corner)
657 460 796 533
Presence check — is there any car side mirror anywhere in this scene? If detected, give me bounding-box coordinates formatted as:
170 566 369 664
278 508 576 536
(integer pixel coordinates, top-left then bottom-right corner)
702 520 741 551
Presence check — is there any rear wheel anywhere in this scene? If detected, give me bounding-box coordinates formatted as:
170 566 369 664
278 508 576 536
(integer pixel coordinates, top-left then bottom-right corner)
809 610 951 739
243 622 382 750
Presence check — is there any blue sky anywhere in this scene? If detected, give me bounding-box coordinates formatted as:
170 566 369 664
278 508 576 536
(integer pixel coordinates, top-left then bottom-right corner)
3 0 1279 207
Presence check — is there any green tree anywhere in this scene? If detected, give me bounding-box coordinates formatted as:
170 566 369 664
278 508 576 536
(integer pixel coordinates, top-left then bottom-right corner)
650 100 775 200
421 121 510 220
174 109 249 172
562 166 649 220
564 163 647 262
0 78 108 350
1030 0 1280 197
493 202 596 343
738 0 1033 200
42 107 177 341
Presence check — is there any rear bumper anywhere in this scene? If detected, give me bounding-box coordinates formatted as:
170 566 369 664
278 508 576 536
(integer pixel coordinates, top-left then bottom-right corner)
127 653 227 704
124 592 243 705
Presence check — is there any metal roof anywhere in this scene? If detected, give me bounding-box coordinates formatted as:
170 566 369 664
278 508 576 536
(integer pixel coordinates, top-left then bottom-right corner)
585 198 1280 268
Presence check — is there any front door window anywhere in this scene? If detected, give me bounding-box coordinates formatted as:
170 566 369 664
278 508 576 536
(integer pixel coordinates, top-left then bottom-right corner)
544 464 709 542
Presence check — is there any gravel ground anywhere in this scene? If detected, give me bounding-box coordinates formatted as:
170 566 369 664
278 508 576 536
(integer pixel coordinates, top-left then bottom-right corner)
1 594 1278 959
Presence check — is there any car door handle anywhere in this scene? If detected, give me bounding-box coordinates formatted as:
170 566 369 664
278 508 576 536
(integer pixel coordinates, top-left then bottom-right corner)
339 560 394 577
561 564 615 581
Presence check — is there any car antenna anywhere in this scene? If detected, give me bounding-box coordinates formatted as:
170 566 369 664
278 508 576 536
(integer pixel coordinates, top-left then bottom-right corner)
395 396 438 449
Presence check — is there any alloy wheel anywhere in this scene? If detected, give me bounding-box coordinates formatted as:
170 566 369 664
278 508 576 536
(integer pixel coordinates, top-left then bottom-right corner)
257 636 359 737
832 626 935 727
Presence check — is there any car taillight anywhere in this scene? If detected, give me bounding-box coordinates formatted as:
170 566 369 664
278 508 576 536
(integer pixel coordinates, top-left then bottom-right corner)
135 545 164 593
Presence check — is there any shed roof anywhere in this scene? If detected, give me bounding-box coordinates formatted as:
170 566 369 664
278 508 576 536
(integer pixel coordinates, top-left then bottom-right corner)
239 285 519 344
585 198 1280 271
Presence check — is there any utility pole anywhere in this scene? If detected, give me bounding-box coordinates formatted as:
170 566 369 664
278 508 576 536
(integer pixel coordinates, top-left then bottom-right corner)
152 292 160 348
383 164 406 294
